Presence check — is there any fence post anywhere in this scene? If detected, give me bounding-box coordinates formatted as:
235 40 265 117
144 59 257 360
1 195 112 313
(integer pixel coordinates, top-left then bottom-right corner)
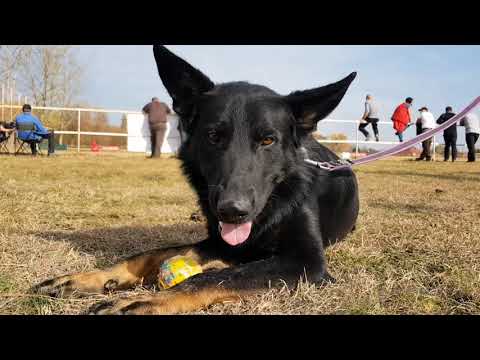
433 135 436 161
77 110 81 153
355 120 359 159
10 85 13 121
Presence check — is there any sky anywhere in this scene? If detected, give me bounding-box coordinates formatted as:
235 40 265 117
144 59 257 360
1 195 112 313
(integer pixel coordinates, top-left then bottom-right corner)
75 45 480 145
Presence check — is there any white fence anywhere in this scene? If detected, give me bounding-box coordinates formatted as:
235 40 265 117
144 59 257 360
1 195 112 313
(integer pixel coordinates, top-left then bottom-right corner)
0 104 181 154
317 119 471 160
1 103 469 159
318 119 437 160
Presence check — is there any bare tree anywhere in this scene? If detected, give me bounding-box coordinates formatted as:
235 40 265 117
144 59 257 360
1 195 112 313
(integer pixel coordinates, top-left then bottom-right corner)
18 46 84 107
15 46 85 143
0 46 31 121
0 46 29 84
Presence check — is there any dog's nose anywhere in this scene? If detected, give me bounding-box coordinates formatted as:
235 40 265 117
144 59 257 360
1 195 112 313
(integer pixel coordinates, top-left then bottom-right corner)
217 199 251 221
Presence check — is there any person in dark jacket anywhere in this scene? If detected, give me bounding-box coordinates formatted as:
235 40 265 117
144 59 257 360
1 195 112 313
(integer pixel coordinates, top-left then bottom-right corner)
436 106 457 162
142 97 171 158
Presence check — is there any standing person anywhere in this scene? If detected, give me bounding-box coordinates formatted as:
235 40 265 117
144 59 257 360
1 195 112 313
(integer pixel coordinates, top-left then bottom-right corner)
391 97 414 142
416 106 436 161
142 97 171 158
459 112 480 162
436 106 457 162
15 104 56 156
358 94 380 142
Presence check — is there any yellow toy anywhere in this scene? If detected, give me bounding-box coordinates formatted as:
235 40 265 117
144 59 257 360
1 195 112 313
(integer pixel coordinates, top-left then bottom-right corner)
158 256 203 289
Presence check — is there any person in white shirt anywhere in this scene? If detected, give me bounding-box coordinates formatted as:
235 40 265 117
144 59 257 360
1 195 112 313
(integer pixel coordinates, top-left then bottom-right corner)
416 106 436 161
459 112 480 162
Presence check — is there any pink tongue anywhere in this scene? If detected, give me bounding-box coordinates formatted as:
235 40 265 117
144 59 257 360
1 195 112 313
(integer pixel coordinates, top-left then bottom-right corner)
219 221 252 246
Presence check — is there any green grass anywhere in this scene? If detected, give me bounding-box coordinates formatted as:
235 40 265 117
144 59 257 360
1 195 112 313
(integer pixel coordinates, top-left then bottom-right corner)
0 275 14 293
0 152 479 314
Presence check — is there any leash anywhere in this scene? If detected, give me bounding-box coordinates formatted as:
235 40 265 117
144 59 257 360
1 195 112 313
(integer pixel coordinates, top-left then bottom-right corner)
305 96 480 172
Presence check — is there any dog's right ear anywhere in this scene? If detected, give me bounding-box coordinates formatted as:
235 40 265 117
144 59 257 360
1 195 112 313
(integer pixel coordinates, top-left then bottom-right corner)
285 72 357 136
153 45 214 115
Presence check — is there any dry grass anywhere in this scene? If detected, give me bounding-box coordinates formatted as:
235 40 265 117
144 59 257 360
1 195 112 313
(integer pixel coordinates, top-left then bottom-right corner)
1 152 479 315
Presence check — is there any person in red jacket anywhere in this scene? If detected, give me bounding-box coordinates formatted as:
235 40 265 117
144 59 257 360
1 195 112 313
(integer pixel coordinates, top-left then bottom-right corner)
391 97 414 142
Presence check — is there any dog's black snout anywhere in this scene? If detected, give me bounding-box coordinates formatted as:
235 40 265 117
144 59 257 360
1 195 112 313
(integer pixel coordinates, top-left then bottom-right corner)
217 199 251 222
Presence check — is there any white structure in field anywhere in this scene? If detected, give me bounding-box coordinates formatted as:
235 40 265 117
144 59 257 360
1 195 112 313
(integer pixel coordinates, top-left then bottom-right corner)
126 113 181 154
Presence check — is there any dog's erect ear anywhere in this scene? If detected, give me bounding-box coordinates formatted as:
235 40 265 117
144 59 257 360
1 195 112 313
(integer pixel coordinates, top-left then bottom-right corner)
153 45 215 112
285 72 357 133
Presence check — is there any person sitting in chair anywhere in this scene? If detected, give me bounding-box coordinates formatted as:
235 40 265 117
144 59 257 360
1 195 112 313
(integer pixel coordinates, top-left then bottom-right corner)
15 104 56 156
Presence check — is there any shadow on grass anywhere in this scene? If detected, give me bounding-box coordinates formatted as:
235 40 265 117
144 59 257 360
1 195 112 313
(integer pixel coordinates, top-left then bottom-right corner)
36 223 208 262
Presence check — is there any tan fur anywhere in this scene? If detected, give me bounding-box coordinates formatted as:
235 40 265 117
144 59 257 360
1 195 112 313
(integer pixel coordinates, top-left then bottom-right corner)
94 287 250 315
200 259 231 271
34 245 232 297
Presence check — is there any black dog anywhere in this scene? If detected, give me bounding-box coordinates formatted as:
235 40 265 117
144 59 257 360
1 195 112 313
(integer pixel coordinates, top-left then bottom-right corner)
33 45 359 314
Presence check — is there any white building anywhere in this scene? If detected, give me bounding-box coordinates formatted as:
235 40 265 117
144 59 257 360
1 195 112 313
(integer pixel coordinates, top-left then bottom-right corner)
126 113 181 154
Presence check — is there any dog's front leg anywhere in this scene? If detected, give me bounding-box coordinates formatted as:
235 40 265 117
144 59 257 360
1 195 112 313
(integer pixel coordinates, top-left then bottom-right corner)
31 241 229 297
89 256 329 315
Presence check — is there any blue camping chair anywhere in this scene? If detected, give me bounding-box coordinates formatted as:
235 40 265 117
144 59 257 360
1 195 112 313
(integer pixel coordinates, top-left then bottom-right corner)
15 121 44 155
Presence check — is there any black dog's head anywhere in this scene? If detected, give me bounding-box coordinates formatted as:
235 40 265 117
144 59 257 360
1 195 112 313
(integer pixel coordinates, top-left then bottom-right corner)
153 45 356 246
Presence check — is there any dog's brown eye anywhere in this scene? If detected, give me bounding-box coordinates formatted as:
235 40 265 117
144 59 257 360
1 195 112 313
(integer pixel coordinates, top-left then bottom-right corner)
208 130 220 144
261 136 275 146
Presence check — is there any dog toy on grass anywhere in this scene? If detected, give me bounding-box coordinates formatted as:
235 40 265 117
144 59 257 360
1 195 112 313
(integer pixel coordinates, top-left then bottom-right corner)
158 256 203 289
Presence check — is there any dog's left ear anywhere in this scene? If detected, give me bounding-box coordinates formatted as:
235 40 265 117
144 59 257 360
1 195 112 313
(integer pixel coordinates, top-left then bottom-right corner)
285 72 357 134
153 45 215 114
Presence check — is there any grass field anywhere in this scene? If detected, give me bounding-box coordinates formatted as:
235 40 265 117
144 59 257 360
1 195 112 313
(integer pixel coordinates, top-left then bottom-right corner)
1 152 479 315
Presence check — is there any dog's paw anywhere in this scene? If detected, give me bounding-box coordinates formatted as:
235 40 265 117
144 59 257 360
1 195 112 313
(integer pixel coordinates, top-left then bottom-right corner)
31 275 81 298
309 271 336 287
322 271 336 284
31 272 112 298
87 295 169 315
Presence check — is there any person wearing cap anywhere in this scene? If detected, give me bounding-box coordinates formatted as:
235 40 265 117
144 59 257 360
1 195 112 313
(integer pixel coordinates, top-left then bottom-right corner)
15 104 56 156
391 97 414 142
358 94 380 142
142 97 171 158
459 112 480 162
415 106 436 161
436 106 457 162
